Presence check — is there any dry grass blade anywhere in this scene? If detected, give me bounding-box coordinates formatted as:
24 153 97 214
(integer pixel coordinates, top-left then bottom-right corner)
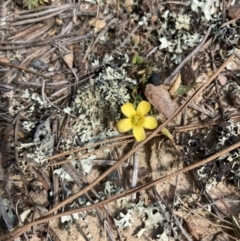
175 113 240 132
0 60 52 79
2 4 71 22
160 1 190 5
43 134 134 161
131 151 138 200
0 32 93 50
48 138 134 166
10 8 68 26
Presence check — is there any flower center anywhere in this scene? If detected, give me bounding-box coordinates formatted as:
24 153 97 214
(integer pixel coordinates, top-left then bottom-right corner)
132 115 142 125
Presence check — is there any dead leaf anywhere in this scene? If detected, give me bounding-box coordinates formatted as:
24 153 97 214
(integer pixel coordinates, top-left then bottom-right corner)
2 126 14 141
214 233 231 241
95 19 106 30
151 15 158 23
89 17 98 26
228 3 240 19
52 73 65 83
169 73 181 96
192 61 200 71
20 209 32 222
218 74 227 85
89 18 106 32
63 53 73 68
144 84 175 118
124 0 133 12
84 5 98 12
48 28 57 36
32 167 51 191
132 35 140 45
124 0 133 7
137 69 145 75
185 218 200 240
30 190 49 207
55 18 63 25
207 68 213 76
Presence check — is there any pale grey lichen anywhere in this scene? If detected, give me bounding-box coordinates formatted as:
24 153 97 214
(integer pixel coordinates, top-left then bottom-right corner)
22 89 43 106
112 191 168 236
142 205 163 227
22 121 36 132
175 14 191 31
114 209 134 229
77 154 96 174
102 180 124 197
158 11 201 63
53 167 73 181
158 28 199 52
157 0 222 63
23 137 54 163
71 65 136 144
63 107 72 114
156 229 175 241
19 118 54 163
191 0 220 22
3 91 24 115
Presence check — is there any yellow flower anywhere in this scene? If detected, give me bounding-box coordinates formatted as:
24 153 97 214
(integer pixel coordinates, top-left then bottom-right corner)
117 101 157 142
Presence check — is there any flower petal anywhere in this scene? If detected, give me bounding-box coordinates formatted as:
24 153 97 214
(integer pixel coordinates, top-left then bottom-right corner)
137 101 151 116
142 116 157 129
133 126 146 142
117 118 133 133
121 103 136 118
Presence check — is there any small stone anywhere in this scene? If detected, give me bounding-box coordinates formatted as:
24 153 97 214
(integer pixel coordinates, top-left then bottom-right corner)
218 75 227 85
148 72 161 86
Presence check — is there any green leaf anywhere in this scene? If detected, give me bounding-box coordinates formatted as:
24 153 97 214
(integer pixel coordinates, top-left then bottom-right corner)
39 0 49 4
23 0 38 9
132 55 144 64
23 0 48 9
175 85 192 96
161 128 173 140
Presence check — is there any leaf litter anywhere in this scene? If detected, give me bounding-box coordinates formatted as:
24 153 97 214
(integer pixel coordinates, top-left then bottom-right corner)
0 0 240 241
